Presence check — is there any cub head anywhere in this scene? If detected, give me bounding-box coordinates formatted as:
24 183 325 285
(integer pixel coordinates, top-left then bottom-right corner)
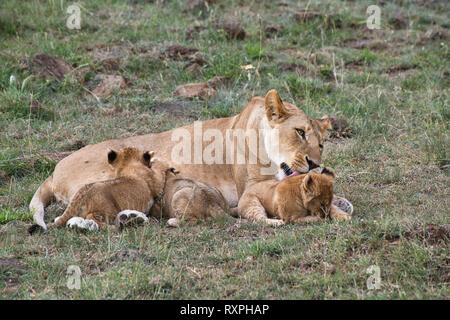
107 147 155 178
300 167 335 219
262 89 331 179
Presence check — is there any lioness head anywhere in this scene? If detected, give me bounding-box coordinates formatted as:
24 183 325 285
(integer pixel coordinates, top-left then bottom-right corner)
107 147 155 178
262 90 331 179
300 167 335 219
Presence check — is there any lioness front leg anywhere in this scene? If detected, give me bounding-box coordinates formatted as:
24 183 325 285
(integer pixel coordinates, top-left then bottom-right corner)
330 205 351 221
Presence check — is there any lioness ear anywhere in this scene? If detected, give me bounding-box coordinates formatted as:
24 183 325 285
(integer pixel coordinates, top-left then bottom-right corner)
169 167 179 175
321 167 335 179
265 89 289 122
143 151 155 166
107 149 117 164
316 115 331 134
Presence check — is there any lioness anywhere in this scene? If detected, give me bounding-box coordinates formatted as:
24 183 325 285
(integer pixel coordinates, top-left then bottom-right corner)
30 147 164 232
30 89 332 230
235 167 351 226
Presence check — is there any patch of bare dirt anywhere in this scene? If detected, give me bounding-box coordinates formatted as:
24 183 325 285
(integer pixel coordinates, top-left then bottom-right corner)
185 25 208 39
206 76 231 89
277 62 307 73
389 12 408 29
151 101 199 118
345 39 388 50
293 9 323 23
173 83 217 99
90 74 127 98
328 117 353 139
184 53 210 76
164 45 198 60
215 21 246 40
88 46 126 71
29 53 72 81
417 28 449 45
384 63 418 74
265 24 284 37
0 257 27 292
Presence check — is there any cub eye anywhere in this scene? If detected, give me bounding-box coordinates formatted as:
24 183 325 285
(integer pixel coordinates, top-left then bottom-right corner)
296 128 305 139
319 144 324 149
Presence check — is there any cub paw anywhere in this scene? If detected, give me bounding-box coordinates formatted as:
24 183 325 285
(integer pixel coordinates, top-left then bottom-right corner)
266 218 285 227
116 210 148 230
67 217 99 231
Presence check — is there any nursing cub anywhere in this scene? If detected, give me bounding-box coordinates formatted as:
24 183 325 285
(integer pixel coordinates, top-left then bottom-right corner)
41 147 164 231
235 167 351 226
149 174 229 227
29 146 229 233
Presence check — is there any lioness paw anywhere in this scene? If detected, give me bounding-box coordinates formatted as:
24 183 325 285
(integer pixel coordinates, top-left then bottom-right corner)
332 197 354 215
116 210 148 230
67 217 99 231
167 218 179 228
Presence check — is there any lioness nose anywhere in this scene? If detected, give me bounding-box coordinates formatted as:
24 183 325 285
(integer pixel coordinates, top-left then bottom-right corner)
306 157 320 170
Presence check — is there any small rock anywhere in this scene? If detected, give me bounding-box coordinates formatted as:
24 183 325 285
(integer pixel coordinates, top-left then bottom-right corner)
206 76 231 89
29 53 72 81
91 74 127 98
173 83 217 99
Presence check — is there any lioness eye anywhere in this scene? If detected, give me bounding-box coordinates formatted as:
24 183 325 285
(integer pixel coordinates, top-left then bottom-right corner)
319 144 324 149
296 128 305 139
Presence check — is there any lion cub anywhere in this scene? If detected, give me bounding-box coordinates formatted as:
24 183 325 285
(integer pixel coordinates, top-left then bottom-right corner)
45 147 164 231
235 167 351 226
149 160 230 227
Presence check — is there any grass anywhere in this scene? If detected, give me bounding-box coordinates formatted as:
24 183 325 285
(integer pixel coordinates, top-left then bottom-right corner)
0 0 448 299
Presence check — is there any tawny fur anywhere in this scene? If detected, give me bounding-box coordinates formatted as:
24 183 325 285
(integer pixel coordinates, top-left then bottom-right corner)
149 169 229 224
31 89 332 229
236 168 351 226
48 147 161 230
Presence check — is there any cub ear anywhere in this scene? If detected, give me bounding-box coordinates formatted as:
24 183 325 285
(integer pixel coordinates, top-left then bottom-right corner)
169 167 180 175
107 149 117 164
265 89 289 122
302 174 315 193
143 151 155 166
321 167 335 179
316 115 331 134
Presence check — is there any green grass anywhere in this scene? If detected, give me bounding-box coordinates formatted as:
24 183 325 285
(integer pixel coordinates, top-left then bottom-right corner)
0 0 449 299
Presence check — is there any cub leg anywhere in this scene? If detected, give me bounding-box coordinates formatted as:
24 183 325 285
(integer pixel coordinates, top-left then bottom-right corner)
330 205 351 221
237 195 284 227
289 215 322 224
